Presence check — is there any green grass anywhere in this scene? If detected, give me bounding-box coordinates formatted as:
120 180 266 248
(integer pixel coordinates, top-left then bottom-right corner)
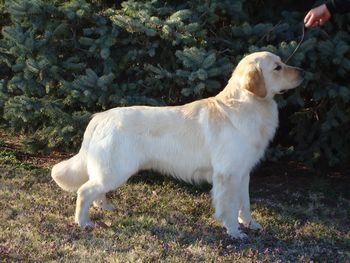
0 134 349 262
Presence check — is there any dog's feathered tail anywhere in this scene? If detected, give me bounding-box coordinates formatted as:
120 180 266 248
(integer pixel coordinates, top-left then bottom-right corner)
51 152 88 192
51 114 102 192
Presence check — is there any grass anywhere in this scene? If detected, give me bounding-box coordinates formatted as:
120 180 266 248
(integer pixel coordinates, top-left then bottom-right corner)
0 130 349 262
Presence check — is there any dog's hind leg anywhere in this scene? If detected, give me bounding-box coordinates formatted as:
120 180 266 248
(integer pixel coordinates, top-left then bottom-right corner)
75 158 138 228
75 179 105 227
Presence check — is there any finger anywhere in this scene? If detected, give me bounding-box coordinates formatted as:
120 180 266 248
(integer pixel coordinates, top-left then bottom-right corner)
304 12 312 23
305 14 316 27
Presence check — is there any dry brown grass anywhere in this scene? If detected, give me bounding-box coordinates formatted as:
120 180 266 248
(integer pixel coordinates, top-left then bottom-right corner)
0 130 349 262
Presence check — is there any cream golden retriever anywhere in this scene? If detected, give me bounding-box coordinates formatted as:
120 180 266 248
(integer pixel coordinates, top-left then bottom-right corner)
51 51 304 239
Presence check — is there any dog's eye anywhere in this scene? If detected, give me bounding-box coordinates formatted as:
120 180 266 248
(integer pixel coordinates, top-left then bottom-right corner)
274 65 282 71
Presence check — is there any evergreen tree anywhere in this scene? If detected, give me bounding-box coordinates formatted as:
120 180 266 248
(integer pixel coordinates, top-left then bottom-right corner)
0 0 349 166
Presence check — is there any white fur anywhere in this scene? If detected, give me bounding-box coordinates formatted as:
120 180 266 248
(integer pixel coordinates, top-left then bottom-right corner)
51 51 303 238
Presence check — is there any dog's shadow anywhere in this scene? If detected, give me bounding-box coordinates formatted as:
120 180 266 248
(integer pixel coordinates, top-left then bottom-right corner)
128 170 212 194
96 168 348 258
103 171 236 246
100 171 268 251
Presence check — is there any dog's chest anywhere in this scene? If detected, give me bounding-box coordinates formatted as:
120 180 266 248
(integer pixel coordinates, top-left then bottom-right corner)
229 100 278 150
252 102 278 149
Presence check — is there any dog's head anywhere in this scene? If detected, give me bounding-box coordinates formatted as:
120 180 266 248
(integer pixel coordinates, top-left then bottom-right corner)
234 51 304 99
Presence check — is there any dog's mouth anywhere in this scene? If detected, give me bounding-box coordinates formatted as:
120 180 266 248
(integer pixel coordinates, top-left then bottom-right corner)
278 76 304 95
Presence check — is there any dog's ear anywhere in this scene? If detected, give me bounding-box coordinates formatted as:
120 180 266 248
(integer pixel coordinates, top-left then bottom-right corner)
243 64 266 98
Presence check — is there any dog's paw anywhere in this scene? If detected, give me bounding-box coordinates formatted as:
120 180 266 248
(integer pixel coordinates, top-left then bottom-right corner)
227 229 248 240
102 203 116 211
248 221 262 231
240 220 262 231
75 218 95 229
80 221 95 229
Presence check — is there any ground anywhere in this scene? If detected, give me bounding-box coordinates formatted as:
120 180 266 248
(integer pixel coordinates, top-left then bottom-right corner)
0 129 349 262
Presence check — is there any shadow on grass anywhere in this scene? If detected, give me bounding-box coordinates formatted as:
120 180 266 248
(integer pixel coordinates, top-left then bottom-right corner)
111 163 349 261
128 170 212 194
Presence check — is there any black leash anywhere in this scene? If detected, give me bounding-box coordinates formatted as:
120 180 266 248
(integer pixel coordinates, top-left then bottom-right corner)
284 23 306 64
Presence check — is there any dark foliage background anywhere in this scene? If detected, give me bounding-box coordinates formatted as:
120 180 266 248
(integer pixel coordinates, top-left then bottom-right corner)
0 0 349 167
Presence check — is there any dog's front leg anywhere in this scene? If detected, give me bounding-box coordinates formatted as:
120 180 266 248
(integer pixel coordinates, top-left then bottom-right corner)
212 173 247 239
238 174 262 230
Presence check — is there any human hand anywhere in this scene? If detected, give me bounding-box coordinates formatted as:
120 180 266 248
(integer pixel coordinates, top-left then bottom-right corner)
304 4 332 28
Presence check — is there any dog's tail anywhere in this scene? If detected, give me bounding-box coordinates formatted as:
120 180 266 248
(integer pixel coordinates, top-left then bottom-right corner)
51 152 88 192
51 113 105 192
